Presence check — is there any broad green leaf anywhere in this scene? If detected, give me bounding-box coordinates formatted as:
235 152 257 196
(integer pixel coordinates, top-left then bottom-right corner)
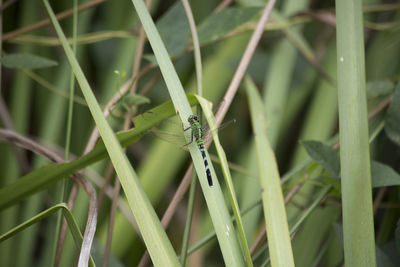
300 140 400 188
0 53 58 69
300 140 340 178
198 7 260 45
371 161 400 188
366 80 394 99
385 81 400 146
0 96 198 211
156 1 189 57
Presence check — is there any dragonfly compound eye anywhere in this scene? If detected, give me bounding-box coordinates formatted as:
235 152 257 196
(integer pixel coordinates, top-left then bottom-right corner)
188 115 199 123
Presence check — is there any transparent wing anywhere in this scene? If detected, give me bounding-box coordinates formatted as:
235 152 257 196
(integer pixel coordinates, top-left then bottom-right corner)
148 127 188 147
142 110 235 147
201 119 236 144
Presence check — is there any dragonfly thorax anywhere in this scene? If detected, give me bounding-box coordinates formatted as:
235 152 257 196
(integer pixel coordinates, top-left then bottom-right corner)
187 115 203 140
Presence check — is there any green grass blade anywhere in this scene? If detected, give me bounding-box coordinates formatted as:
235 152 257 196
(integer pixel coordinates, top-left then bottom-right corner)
335 0 376 265
197 95 253 266
42 1 180 265
245 76 294 266
129 0 244 265
50 0 78 265
0 97 197 211
0 203 95 267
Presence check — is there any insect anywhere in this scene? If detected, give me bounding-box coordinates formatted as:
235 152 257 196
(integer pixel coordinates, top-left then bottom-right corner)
184 115 213 186
142 111 235 187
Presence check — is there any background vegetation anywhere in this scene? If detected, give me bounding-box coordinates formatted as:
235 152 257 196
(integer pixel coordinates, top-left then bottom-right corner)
1 0 400 266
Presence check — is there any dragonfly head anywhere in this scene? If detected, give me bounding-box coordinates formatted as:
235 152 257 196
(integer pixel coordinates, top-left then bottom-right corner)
188 115 199 124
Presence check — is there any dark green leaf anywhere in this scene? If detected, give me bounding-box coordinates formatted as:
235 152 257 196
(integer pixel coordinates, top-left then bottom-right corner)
300 140 340 178
321 176 341 195
366 80 394 99
198 7 260 45
91 239 124 267
376 244 396 267
156 2 189 57
385 82 400 146
371 161 400 188
1 53 58 69
396 219 400 253
301 139 400 188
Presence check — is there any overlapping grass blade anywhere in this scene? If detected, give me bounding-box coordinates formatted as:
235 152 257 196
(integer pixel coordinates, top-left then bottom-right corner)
42 1 180 265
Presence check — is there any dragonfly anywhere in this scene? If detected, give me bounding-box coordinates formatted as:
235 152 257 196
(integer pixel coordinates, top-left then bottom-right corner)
143 111 235 187
184 115 213 186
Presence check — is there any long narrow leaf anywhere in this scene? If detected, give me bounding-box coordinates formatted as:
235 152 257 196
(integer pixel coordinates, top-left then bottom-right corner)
42 1 180 266
335 0 376 265
197 95 253 266
0 97 197 211
0 203 95 267
129 0 245 265
245 76 294 266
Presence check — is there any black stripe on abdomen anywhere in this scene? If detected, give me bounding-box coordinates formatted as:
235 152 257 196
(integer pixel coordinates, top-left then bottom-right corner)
198 144 213 186
206 169 213 186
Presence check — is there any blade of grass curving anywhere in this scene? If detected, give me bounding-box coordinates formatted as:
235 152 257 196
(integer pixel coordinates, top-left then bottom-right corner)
179 1 202 265
335 0 376 265
129 0 244 265
185 198 262 257
245 76 294 266
197 95 253 266
7 30 135 46
252 185 331 263
50 0 79 265
0 97 198 211
42 1 180 265
0 203 95 267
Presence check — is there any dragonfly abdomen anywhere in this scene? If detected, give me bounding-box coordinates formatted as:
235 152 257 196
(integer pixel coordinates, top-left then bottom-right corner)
198 142 213 186
188 114 213 187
